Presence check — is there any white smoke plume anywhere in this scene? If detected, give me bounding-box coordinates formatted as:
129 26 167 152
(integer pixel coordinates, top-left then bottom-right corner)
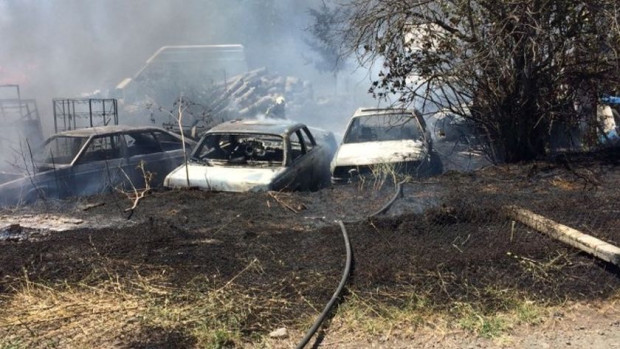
0 0 376 141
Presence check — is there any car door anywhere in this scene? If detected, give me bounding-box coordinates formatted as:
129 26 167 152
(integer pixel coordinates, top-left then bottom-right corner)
30 135 88 199
275 128 315 191
70 134 127 196
123 130 187 187
123 131 164 188
152 130 189 182
301 127 328 188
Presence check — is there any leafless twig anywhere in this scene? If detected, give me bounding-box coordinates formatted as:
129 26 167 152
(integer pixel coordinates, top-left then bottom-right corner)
117 161 152 218
268 191 300 213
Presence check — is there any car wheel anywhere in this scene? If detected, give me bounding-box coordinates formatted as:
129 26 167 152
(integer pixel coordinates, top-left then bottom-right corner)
429 151 444 176
311 170 331 191
23 187 45 205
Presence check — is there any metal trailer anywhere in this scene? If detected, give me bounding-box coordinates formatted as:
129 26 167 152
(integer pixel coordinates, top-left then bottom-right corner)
0 84 44 154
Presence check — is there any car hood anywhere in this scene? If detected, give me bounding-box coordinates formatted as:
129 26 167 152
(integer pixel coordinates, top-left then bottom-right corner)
0 172 46 206
332 140 427 167
164 163 286 192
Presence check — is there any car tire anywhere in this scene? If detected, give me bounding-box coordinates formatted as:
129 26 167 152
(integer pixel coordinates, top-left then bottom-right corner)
418 152 443 178
23 187 45 205
429 151 444 176
24 185 61 205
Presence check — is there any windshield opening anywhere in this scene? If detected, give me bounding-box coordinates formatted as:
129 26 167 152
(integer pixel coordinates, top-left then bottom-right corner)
34 136 87 165
192 133 284 166
344 114 423 144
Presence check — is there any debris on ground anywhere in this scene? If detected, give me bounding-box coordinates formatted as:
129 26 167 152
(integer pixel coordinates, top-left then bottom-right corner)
0 152 618 348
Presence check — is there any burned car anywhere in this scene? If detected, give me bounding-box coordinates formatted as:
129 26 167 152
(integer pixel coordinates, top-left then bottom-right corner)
163 119 335 192
331 108 443 183
0 125 194 206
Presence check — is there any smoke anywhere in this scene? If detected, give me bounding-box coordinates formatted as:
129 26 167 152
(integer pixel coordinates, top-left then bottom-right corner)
0 0 377 140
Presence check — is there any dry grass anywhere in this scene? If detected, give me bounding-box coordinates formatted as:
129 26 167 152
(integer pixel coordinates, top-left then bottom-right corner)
0 261 301 348
328 287 569 342
1 261 586 348
1 159 620 347
549 177 582 191
355 162 412 192
0 272 146 348
0 251 618 348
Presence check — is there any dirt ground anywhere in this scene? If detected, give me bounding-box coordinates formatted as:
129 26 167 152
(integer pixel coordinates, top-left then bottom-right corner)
0 147 619 348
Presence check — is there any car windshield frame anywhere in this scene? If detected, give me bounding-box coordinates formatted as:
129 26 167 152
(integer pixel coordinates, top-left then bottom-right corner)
191 132 286 167
33 135 89 166
343 113 424 144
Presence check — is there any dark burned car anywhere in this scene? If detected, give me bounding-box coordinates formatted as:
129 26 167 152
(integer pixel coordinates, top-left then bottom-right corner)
0 125 193 206
163 119 335 192
331 108 443 183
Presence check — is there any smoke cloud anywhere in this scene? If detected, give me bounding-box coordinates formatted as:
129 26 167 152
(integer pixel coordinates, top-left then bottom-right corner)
0 0 377 140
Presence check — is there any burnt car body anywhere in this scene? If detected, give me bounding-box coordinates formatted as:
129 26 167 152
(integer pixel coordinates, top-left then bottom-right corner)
163 119 335 192
331 108 443 183
0 125 194 206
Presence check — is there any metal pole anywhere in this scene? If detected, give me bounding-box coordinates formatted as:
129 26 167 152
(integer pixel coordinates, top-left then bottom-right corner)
16 85 23 120
89 99 93 127
53 100 58 133
114 99 118 125
72 100 77 130
101 99 107 126
62 100 67 131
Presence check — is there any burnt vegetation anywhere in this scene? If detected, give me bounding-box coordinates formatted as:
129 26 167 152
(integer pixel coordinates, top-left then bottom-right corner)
1 156 619 346
1 1 620 347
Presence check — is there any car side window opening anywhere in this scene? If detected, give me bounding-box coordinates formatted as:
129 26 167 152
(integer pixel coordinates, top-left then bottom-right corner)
124 132 163 156
153 131 184 151
35 136 87 165
289 130 306 162
343 118 361 143
301 127 315 151
76 135 123 164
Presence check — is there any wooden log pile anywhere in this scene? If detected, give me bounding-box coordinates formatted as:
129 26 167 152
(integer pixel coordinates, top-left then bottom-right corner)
137 67 315 136
210 67 313 120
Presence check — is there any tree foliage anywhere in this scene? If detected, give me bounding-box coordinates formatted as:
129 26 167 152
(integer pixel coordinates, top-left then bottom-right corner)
306 1 348 75
338 0 620 162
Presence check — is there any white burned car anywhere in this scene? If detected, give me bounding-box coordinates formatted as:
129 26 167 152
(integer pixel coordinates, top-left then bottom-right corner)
164 119 335 192
331 108 443 183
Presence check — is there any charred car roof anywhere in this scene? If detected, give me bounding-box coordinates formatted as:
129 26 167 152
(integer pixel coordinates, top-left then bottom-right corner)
207 119 305 136
351 108 426 128
352 107 420 117
54 125 175 137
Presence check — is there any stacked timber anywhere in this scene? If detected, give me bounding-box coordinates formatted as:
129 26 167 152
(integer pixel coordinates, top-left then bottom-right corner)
123 67 314 136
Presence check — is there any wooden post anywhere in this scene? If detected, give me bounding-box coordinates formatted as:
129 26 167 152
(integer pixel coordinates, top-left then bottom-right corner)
505 205 620 266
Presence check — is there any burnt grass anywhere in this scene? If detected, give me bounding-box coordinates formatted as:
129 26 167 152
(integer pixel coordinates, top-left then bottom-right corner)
1 149 620 345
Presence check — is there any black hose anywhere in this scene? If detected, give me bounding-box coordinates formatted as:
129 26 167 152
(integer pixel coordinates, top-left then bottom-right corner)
295 220 352 349
368 179 406 217
295 180 406 348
